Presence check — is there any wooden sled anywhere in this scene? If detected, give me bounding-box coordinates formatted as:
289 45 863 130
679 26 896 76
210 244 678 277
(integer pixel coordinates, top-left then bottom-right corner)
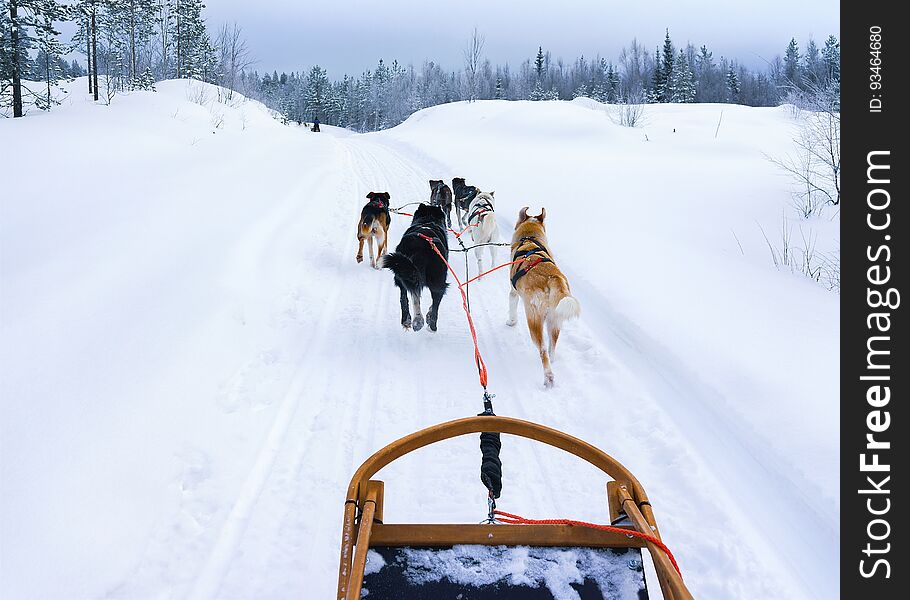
336 416 694 599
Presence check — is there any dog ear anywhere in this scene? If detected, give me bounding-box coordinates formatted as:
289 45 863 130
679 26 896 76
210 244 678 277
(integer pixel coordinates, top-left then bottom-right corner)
517 207 530 224
382 192 391 200
538 207 546 222
366 192 375 199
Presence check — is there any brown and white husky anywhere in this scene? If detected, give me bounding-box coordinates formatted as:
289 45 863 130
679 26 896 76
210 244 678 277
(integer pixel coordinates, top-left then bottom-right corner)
507 207 581 388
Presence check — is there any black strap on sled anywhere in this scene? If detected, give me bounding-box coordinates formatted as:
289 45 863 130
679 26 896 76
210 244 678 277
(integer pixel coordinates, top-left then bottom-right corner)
510 236 553 289
478 392 502 504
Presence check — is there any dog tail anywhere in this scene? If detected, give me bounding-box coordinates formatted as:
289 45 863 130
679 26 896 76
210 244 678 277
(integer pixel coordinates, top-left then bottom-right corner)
553 294 581 326
479 212 497 240
382 252 420 285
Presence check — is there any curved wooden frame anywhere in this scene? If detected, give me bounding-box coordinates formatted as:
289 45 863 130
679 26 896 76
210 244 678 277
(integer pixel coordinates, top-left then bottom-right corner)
336 416 693 600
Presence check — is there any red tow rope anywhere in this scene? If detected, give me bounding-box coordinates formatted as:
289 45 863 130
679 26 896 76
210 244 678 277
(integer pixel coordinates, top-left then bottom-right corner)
493 510 682 577
415 233 534 389
418 233 489 388
449 223 476 238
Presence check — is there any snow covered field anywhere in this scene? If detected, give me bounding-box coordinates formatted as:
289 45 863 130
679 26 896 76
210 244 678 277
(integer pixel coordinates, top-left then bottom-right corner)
1 79 838 599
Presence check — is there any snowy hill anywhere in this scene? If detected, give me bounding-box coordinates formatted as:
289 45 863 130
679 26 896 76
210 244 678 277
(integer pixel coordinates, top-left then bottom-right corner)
1 80 838 599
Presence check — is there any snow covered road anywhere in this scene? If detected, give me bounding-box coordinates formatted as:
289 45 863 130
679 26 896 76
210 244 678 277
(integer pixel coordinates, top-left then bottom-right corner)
1 81 838 599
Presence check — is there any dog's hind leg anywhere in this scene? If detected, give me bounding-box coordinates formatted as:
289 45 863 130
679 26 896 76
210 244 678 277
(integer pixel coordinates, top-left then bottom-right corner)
356 235 365 263
398 285 412 329
474 244 484 272
367 235 376 268
377 229 387 264
526 306 554 388
546 316 561 363
410 291 425 331
427 286 444 332
506 288 519 326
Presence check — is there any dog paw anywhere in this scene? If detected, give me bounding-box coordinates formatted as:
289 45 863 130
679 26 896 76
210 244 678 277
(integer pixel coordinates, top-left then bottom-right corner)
412 314 425 331
402 318 412 330
356 255 363 263
506 318 516 327
543 373 555 389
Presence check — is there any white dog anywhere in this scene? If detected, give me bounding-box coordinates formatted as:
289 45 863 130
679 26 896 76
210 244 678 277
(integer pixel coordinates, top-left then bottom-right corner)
465 191 500 272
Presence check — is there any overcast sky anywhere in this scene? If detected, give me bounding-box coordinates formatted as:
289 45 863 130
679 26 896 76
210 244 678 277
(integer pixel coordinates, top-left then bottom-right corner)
203 0 838 76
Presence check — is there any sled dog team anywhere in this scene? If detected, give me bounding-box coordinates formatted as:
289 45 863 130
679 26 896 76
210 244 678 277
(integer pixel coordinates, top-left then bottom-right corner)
355 178 580 388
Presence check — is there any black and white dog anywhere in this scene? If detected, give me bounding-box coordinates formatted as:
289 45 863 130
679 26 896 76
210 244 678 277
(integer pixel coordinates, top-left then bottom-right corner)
382 204 449 332
452 177 480 228
429 180 454 227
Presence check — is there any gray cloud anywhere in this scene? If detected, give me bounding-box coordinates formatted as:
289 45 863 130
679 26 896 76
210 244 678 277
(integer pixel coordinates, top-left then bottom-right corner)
205 0 838 76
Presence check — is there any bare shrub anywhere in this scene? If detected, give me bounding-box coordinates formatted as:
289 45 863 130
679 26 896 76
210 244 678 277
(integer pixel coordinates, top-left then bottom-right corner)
607 86 646 127
216 23 254 103
187 82 211 107
767 82 840 218
758 214 838 292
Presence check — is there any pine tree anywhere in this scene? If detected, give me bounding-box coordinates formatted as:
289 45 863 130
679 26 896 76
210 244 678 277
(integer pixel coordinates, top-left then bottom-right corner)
606 62 619 103
3 1 28 116
659 29 674 101
534 46 545 79
70 59 86 77
494 76 503 99
197 32 218 83
648 48 663 103
107 0 156 84
3 0 67 116
694 45 717 102
172 0 207 79
32 9 67 110
726 65 740 102
572 83 587 99
134 65 154 90
668 50 695 102
0 12 19 105
822 35 840 87
305 64 329 120
803 38 822 85
784 38 801 88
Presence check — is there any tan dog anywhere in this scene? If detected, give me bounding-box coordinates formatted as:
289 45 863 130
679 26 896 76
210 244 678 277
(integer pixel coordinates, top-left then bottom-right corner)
356 192 391 269
507 207 581 388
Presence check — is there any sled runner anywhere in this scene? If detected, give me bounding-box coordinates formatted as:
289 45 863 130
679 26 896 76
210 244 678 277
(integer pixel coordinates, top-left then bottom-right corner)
336 416 693 600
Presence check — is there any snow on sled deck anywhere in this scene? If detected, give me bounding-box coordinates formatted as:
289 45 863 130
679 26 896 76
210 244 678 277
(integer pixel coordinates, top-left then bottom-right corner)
362 545 648 599
336 416 694 600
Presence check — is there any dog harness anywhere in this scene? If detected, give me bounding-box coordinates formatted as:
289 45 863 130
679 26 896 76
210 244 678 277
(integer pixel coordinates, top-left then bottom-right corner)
457 188 479 205
510 236 553 289
466 198 494 226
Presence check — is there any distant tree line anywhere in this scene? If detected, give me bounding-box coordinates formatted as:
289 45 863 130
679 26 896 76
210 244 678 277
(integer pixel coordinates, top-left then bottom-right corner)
3 4 839 128
239 30 840 131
